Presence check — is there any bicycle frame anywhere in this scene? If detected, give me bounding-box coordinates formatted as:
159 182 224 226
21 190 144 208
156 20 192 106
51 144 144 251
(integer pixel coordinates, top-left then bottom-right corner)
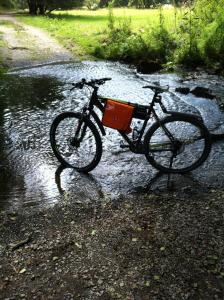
80 85 178 155
50 78 211 174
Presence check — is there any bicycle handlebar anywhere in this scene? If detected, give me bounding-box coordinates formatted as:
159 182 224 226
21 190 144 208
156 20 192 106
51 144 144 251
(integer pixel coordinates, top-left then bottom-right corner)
70 78 168 97
70 77 112 91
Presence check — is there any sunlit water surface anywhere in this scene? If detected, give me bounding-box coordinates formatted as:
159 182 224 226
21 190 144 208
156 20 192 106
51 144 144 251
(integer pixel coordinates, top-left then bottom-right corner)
0 61 224 212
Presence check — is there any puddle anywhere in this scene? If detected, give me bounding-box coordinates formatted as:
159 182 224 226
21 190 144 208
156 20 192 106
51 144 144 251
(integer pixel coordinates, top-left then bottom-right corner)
0 61 224 212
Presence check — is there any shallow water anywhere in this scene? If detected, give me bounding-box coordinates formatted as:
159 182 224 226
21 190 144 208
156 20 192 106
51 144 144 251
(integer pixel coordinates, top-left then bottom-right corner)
1 61 224 212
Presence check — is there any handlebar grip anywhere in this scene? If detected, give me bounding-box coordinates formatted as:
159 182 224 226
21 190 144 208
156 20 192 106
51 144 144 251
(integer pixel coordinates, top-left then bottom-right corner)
71 82 84 89
71 77 111 91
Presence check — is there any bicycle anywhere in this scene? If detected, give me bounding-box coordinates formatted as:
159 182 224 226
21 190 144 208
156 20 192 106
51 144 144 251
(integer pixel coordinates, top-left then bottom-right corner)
50 78 212 174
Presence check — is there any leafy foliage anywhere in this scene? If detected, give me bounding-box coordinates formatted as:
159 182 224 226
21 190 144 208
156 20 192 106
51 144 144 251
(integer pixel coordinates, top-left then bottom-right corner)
84 0 100 10
96 4 175 67
195 0 224 69
174 0 224 70
2 0 84 14
97 0 185 8
0 0 20 8
174 6 203 66
5 0 224 72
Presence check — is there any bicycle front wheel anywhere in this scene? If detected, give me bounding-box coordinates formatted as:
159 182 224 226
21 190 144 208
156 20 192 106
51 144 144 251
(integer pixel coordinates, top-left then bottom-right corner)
50 112 102 172
144 115 211 174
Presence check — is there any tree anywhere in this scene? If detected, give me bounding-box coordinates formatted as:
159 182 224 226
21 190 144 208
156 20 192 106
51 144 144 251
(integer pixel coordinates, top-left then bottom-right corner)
0 0 16 8
84 0 100 10
26 0 83 15
0 0 27 9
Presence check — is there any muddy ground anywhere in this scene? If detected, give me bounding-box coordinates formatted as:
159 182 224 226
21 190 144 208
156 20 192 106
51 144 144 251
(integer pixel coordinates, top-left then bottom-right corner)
1 186 224 300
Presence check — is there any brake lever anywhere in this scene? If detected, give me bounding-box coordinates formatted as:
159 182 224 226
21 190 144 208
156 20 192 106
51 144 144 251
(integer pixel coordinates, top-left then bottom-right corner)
70 82 84 91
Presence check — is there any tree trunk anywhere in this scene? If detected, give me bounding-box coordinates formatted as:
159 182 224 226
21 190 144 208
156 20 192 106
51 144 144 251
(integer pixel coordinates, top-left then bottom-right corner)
37 0 46 15
27 0 38 15
38 4 45 15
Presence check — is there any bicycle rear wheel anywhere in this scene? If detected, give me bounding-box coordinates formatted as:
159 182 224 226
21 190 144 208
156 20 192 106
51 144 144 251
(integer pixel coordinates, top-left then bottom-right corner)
144 115 211 174
50 112 102 172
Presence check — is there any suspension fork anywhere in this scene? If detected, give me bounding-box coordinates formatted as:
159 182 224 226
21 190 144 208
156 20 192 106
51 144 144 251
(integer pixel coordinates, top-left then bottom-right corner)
75 88 98 142
73 108 89 144
77 121 88 141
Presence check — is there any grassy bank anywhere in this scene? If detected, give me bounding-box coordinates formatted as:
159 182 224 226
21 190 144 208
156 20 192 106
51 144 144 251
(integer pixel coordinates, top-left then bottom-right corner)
16 5 224 73
0 29 4 65
17 8 182 60
0 20 8 76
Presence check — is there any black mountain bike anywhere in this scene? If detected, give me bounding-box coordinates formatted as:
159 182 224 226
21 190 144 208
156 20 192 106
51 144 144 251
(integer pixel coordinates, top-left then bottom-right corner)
50 78 211 173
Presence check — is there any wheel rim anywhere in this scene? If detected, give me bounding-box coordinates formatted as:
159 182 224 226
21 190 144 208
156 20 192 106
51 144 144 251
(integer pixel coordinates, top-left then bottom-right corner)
54 116 98 169
147 120 207 172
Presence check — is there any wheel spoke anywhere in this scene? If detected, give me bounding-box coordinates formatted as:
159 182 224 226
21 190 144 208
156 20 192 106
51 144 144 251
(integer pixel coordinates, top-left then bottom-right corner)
145 117 211 173
50 113 102 172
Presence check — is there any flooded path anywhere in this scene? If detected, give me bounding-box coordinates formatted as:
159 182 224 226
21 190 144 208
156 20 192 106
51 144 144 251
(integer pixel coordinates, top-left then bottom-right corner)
0 61 224 212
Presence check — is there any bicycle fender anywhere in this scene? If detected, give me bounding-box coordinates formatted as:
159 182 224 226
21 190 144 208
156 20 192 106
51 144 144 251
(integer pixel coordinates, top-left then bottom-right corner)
167 111 204 123
91 110 106 136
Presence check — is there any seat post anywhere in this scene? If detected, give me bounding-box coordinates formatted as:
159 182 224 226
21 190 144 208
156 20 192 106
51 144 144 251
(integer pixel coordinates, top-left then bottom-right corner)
149 91 158 110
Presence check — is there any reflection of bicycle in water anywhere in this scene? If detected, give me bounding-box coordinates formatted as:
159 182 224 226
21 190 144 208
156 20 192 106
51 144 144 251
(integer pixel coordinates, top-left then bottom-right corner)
55 165 104 200
50 78 211 174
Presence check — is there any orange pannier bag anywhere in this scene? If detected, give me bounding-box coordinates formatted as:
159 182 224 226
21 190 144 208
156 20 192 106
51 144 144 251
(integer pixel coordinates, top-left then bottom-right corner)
102 99 134 133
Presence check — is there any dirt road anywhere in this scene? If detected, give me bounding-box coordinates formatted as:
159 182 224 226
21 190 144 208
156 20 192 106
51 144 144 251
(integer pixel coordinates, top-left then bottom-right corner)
0 14 73 69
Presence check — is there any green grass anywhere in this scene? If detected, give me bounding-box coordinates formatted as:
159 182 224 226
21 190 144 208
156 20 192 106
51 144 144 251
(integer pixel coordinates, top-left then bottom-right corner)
17 8 183 59
16 6 223 72
0 31 6 72
54 7 181 29
0 19 16 27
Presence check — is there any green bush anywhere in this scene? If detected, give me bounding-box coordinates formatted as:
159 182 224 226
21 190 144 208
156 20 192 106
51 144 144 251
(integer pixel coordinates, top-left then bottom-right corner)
0 0 26 9
97 5 175 66
149 7 175 62
85 0 100 10
199 4 224 68
101 1 224 71
174 0 224 70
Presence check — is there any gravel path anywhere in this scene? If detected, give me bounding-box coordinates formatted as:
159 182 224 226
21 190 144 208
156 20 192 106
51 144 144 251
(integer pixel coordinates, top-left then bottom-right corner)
0 14 73 69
